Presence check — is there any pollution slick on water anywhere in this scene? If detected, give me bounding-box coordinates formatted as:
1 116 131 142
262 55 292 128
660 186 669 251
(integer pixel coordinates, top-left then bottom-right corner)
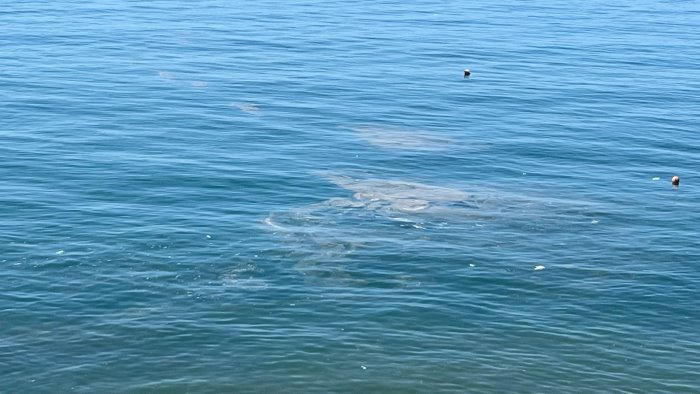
262 173 603 285
351 125 456 152
325 175 489 218
266 173 602 231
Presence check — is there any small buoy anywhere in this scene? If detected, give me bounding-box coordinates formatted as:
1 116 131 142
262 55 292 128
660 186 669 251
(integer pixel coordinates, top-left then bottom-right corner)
464 69 471 78
672 175 680 186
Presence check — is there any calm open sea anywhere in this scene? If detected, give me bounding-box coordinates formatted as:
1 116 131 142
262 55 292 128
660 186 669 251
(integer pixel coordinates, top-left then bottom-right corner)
2 0 699 392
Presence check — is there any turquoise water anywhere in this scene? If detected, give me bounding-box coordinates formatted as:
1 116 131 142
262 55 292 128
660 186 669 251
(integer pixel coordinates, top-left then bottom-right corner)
2 1 699 392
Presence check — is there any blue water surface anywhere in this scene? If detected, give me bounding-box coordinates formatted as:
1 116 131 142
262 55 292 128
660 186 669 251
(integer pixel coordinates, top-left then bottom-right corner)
2 0 699 392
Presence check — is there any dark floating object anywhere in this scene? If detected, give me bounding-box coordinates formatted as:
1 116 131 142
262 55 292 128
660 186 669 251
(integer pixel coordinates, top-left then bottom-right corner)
672 175 680 186
464 69 471 78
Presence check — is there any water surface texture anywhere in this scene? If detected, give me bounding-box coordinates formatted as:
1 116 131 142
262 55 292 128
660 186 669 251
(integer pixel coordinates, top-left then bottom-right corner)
2 1 700 392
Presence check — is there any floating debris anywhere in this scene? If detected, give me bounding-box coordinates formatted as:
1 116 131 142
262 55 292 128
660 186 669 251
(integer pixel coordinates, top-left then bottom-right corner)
56 250 64 255
534 265 545 271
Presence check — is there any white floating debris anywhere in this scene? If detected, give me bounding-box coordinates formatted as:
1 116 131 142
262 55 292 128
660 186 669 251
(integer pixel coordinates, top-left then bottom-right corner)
361 365 367 370
56 250 64 255
534 265 545 271
206 235 211 239
469 263 475 267
652 177 660 181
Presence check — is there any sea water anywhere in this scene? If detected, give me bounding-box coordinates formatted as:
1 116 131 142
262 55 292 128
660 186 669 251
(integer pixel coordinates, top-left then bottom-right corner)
2 0 699 392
